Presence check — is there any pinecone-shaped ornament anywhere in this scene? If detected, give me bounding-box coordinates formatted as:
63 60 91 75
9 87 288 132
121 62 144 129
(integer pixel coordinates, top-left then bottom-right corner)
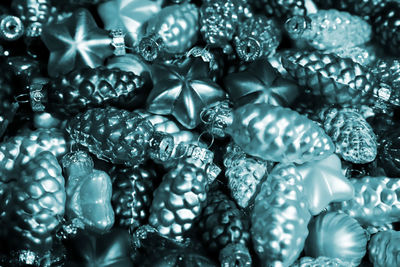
369 230 400 267
223 142 273 208
34 66 149 117
249 0 306 21
285 10 372 50
378 128 400 177
282 50 384 106
111 164 158 232
234 15 281 62
66 107 174 166
292 256 350 267
319 107 377 164
149 161 208 240
226 103 334 163
139 3 199 61
373 2 400 55
2 151 65 255
198 190 251 267
251 164 311 267
329 176 400 227
0 128 68 182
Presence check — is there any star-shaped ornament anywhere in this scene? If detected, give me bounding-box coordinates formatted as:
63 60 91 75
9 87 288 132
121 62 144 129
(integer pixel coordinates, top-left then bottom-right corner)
146 58 226 129
98 0 161 47
41 8 114 77
296 154 354 215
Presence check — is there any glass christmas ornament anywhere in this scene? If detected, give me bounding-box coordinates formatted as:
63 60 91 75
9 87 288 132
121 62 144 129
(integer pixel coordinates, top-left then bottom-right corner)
325 44 377 66
319 107 377 164
66 107 174 166
379 128 400 177
285 10 371 50
248 0 306 21
292 256 351 267
138 3 199 61
251 164 311 267
226 103 334 163
234 15 281 62
0 15 24 41
106 54 151 82
33 112 64 129
62 151 114 233
373 2 400 55
330 176 400 227
369 230 400 267
304 212 367 267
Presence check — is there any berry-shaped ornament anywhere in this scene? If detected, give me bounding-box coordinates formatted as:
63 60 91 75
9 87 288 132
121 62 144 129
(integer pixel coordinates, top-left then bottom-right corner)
249 0 306 21
198 190 251 267
0 128 68 182
226 103 334 163
111 164 158 233
138 3 198 61
329 176 400 227
292 256 351 267
224 58 300 107
369 230 400 267
28 66 149 117
373 2 400 55
223 142 272 208
251 164 311 267
1 152 66 261
234 15 281 62
62 151 114 233
106 54 151 80
304 212 367 267
285 10 371 50
66 106 174 166
319 107 377 164
378 128 400 177
98 0 161 47
282 50 386 106
41 8 115 77
146 58 226 129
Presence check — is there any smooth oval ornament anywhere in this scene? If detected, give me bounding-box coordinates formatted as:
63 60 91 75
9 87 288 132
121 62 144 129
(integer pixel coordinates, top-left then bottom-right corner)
304 212 367 266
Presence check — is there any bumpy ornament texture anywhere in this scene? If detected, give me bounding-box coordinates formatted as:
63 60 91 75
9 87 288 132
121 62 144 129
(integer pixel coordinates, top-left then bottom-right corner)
373 2 400 55
251 164 311 267
285 10 371 50
304 212 367 267
45 66 148 117
3 151 65 253
223 142 271 208
282 50 379 106
330 176 400 227
227 103 334 163
249 0 306 20
379 128 400 178
369 230 400 267
149 162 208 240
292 256 350 267
319 108 377 164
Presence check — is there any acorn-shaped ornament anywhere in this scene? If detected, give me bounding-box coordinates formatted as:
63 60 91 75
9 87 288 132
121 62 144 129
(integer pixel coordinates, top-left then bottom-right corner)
285 10 371 50
369 230 400 267
330 176 400 227
251 164 311 267
139 3 199 61
66 107 174 166
319 107 377 164
223 142 272 208
198 190 251 267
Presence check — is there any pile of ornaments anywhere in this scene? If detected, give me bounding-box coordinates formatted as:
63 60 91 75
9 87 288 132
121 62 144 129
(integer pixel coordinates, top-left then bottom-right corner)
2 0 400 266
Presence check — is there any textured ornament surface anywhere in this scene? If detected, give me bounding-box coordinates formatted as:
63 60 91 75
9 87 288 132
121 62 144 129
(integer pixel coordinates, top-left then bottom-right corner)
227 103 334 163
371 58 400 106
46 66 147 117
224 58 299 107
379 128 400 177
304 212 367 267
251 164 311 267
140 3 198 61
146 58 226 129
63 151 114 233
369 230 400 267
373 2 400 55
149 162 208 240
319 108 377 164
4 151 65 253
282 50 379 106
330 176 400 227
286 10 371 50
67 107 159 166
41 8 113 77
296 154 354 215
292 256 350 267
0 128 68 182
98 0 161 46
250 0 306 20
223 142 271 208
234 15 281 61
111 165 157 232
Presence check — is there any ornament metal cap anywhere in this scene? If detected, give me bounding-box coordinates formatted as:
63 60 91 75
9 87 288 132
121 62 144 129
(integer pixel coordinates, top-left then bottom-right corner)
110 29 126 56
200 100 233 138
61 150 94 177
219 243 252 267
148 131 174 163
234 36 262 62
0 15 24 41
285 15 311 39
139 34 163 61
